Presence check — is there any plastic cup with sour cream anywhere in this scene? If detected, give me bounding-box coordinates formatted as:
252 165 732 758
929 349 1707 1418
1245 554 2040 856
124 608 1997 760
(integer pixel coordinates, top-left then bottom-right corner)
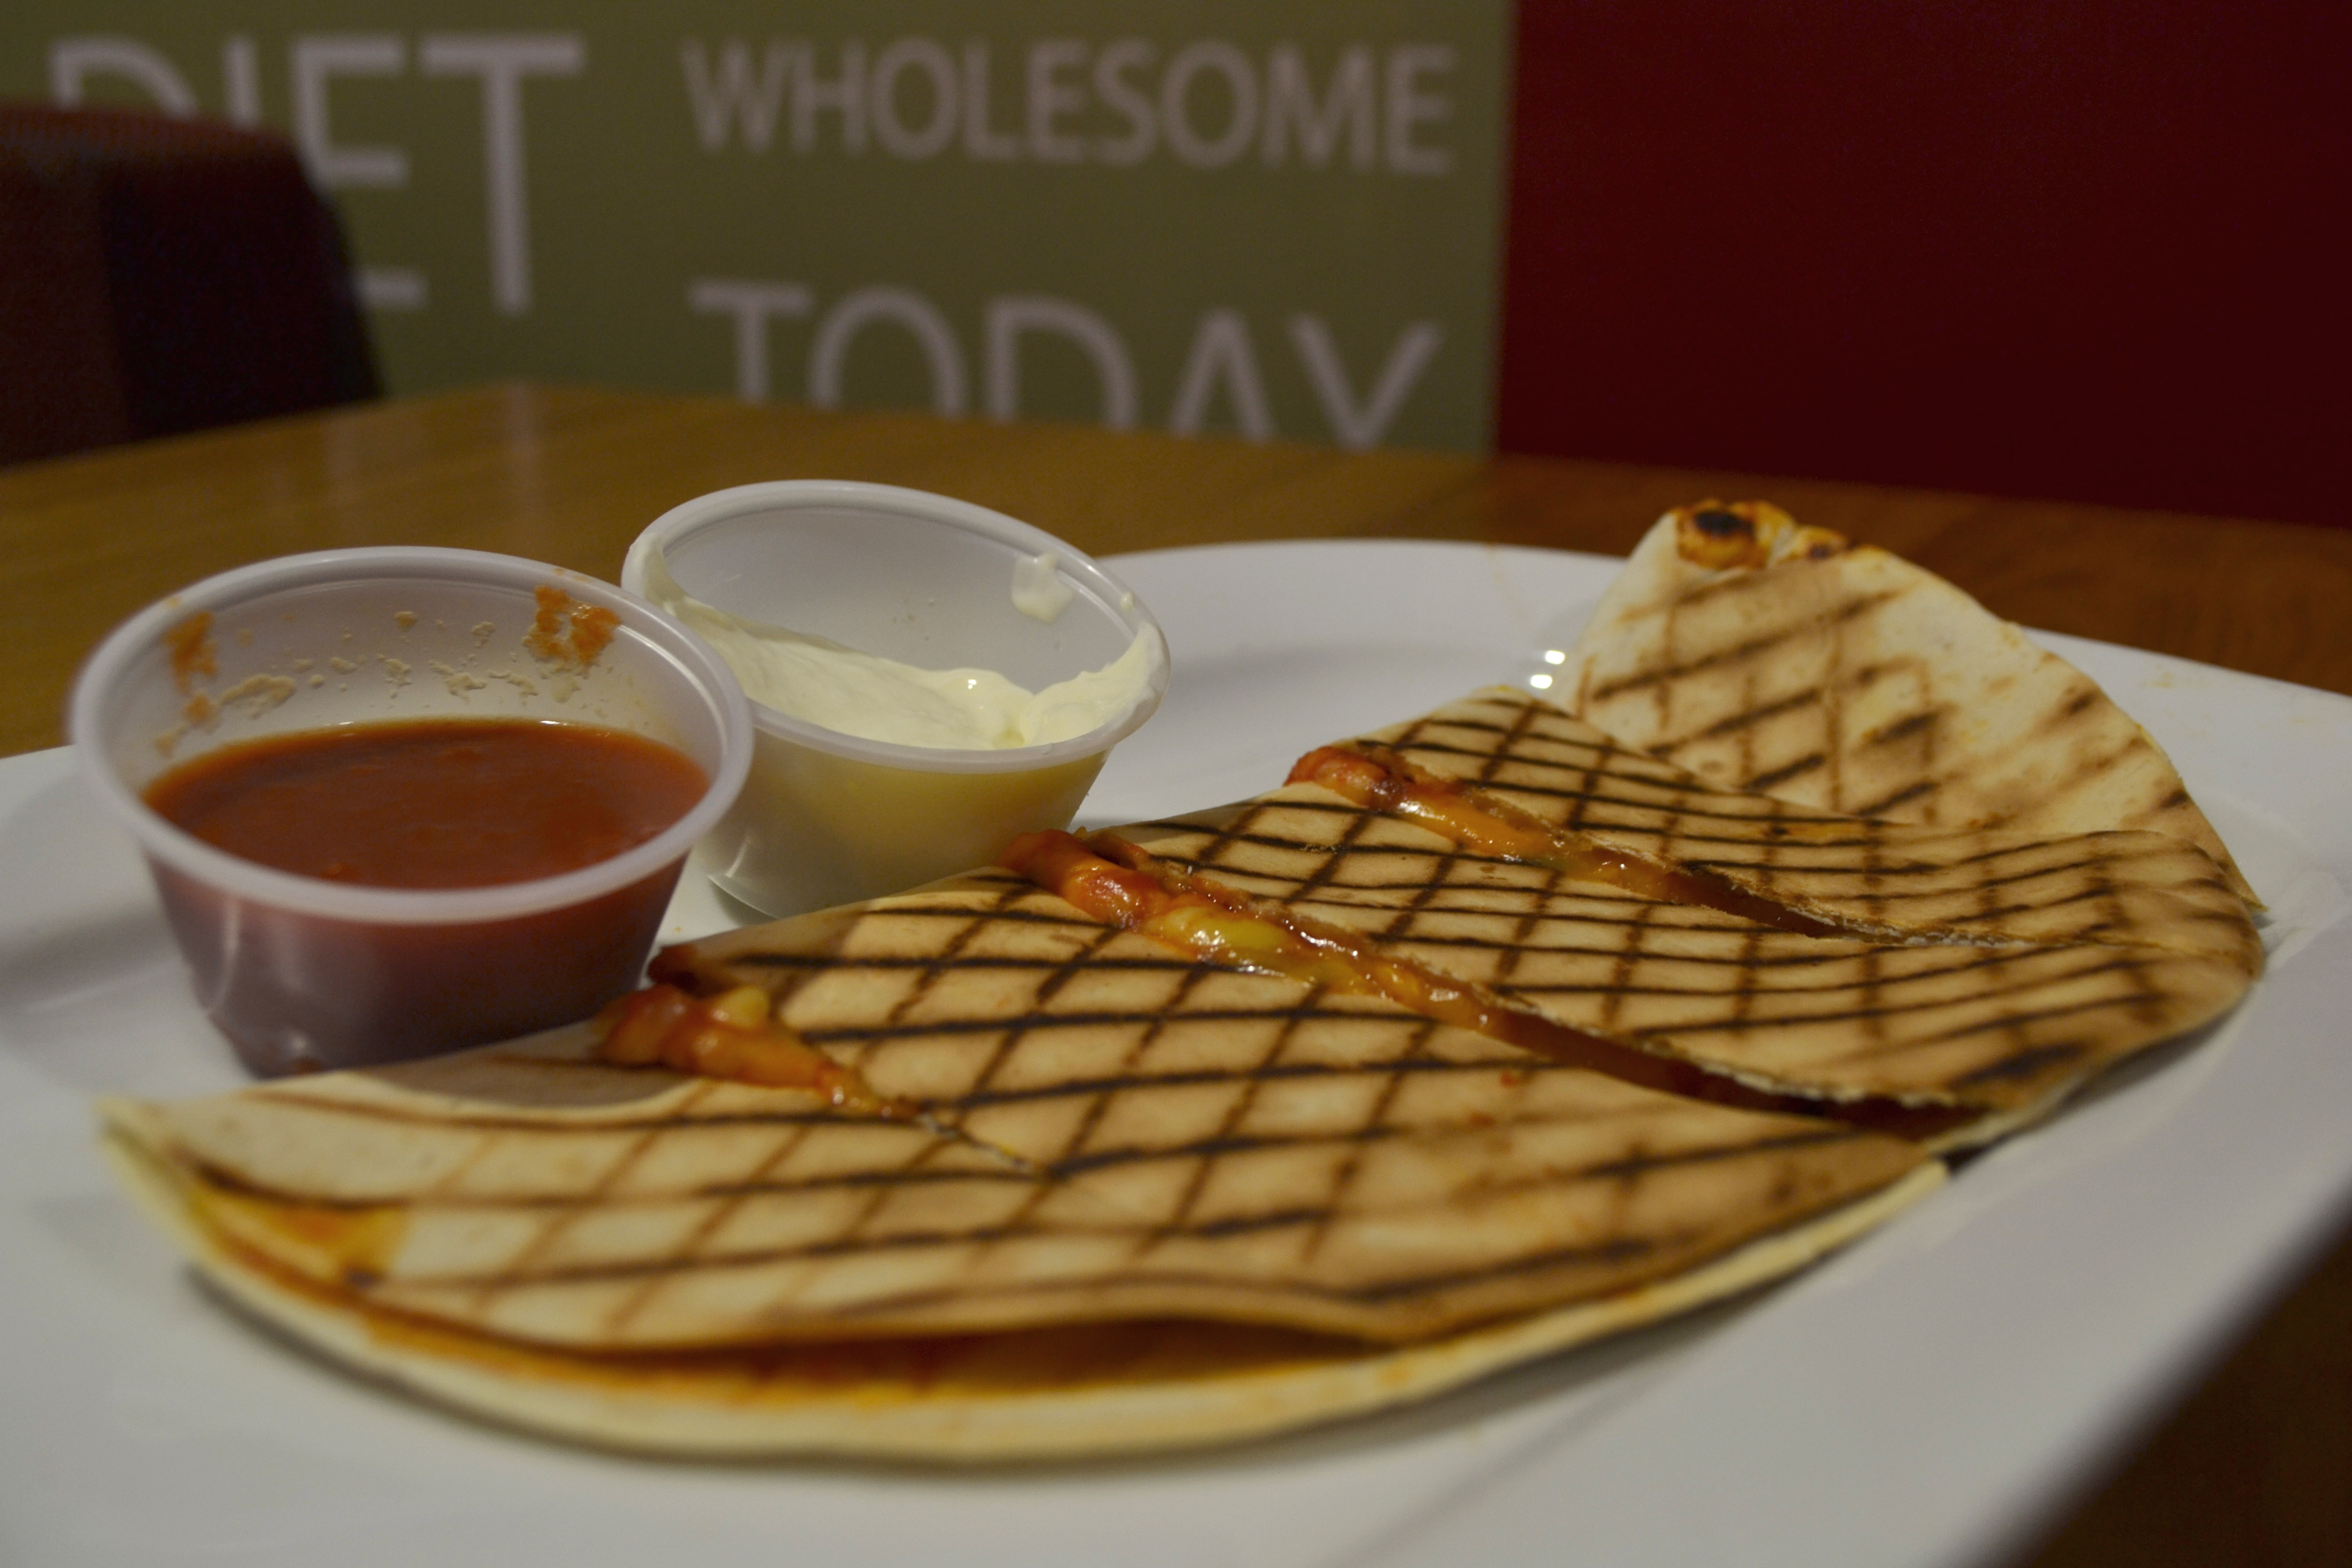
622 481 1169 917
70 547 753 1075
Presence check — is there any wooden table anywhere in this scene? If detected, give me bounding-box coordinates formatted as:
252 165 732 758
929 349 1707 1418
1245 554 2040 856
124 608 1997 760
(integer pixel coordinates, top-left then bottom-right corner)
5 383 2348 1566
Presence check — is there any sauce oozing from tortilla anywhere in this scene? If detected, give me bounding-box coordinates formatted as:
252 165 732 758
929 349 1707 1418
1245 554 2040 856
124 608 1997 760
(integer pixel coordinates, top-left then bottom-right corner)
596 981 903 1116
144 719 706 888
1001 829 1973 1144
1288 745 1844 939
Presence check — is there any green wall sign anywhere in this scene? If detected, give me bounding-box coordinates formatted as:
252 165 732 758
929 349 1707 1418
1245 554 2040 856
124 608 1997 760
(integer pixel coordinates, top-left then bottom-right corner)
7 3 1507 449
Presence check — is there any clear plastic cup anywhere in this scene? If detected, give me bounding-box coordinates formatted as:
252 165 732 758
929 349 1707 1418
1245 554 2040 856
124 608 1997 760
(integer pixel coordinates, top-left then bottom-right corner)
70 547 752 1076
622 481 1167 916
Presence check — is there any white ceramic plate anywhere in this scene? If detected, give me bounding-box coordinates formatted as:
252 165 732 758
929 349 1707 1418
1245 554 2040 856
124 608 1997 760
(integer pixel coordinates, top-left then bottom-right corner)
5 540 2349 1568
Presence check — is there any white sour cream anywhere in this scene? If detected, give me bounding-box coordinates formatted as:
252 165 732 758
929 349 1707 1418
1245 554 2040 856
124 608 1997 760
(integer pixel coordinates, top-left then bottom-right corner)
642 550 1163 751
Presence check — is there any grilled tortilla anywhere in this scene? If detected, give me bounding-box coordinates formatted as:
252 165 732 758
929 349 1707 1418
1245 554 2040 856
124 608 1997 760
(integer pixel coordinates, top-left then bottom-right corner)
1109 785 2252 1137
102 874 1935 1455
1558 501 2259 905
1346 689 2259 974
105 1108 1937 1460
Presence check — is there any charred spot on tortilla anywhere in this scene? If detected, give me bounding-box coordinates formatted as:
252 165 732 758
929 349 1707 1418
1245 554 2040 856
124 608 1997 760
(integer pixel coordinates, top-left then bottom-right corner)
1671 500 1851 572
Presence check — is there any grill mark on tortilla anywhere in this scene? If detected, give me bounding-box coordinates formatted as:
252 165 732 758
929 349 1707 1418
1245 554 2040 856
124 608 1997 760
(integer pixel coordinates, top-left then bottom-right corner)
179 1150 1035 1214
1357 748 1868 828
225 1126 1862 1299
1724 926 1764 1041
795 1003 1400 1046
1863 710 1942 749
212 1053 1803 1215
240 1089 923 1135
1138 829 2191 947
820 1233 1660 1316
1745 753 1827 793
1065 1123 1858 1186
1144 826 1541 868
1488 879 1553 989
795 942 2136 1019
1994 733 2161 822
1948 1041 2090 1087
462 1102 683 1315
1279 878 1672 910
452 1128 1859 1305
1295 1020 1425 1265
1372 803 1481 948
1660 982 2168 1046
2092 876 2168 1033
1362 933 2027 975
470 1231 1665 1313
799 1130 963 1323
1585 589 1902 702
2052 685 2102 722
1391 704 1990 820
1134 797 2231 1096
888 877 1031 1032
813 888 1086 1242
1144 983 1304 1253
925 912 1131 1175
1562 718 1612 835
1047 962 1219 1180
1598 898 1658 1032
1899 883 2237 929
736 903 1113 937
727 951 1199 975
1161 759 2213 943
1483 694 1545 787
1672 850 2123 888
1379 710 1686 771
1654 684 1823 760
1110 841 2001 1131
1822 608 1849 811
1854 787 1890 922
934 1034 1521 1112
1852 942 1891 1062
1505 983 2164 1067
601 1119 817 1336
1849 779 1940 818
1289 790 1383 905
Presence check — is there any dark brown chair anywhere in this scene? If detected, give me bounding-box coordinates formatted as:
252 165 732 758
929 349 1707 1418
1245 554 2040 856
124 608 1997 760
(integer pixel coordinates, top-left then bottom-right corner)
0 103 377 466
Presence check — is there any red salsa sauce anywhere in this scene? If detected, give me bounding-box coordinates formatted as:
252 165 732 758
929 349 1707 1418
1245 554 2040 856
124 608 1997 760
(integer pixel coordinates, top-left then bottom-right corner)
144 719 707 888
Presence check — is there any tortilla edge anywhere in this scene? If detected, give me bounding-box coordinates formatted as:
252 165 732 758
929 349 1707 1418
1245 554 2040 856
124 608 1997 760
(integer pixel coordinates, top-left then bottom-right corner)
99 1121 1947 1462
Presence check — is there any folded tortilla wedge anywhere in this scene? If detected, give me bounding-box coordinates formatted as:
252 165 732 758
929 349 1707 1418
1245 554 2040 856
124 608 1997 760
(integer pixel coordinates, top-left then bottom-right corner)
103 871 1937 1458
1101 691 2258 1141
1344 688 2259 973
1557 501 2259 906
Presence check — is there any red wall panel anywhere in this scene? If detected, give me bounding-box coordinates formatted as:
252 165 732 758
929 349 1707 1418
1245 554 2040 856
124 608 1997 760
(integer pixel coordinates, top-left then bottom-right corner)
1497 1 2352 526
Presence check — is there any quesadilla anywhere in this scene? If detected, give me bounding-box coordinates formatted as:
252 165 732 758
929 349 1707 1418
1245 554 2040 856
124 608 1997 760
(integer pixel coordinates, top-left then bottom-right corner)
1097 803 2249 1139
102 871 1937 1456
95 516 2259 1460
1557 501 2259 905
1077 685 2257 1141
1334 689 2259 972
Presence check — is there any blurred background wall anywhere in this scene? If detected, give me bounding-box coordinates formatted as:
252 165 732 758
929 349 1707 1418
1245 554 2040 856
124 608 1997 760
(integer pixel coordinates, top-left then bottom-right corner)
4 3 1503 453
8 2 2348 526
1500 1 2352 527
